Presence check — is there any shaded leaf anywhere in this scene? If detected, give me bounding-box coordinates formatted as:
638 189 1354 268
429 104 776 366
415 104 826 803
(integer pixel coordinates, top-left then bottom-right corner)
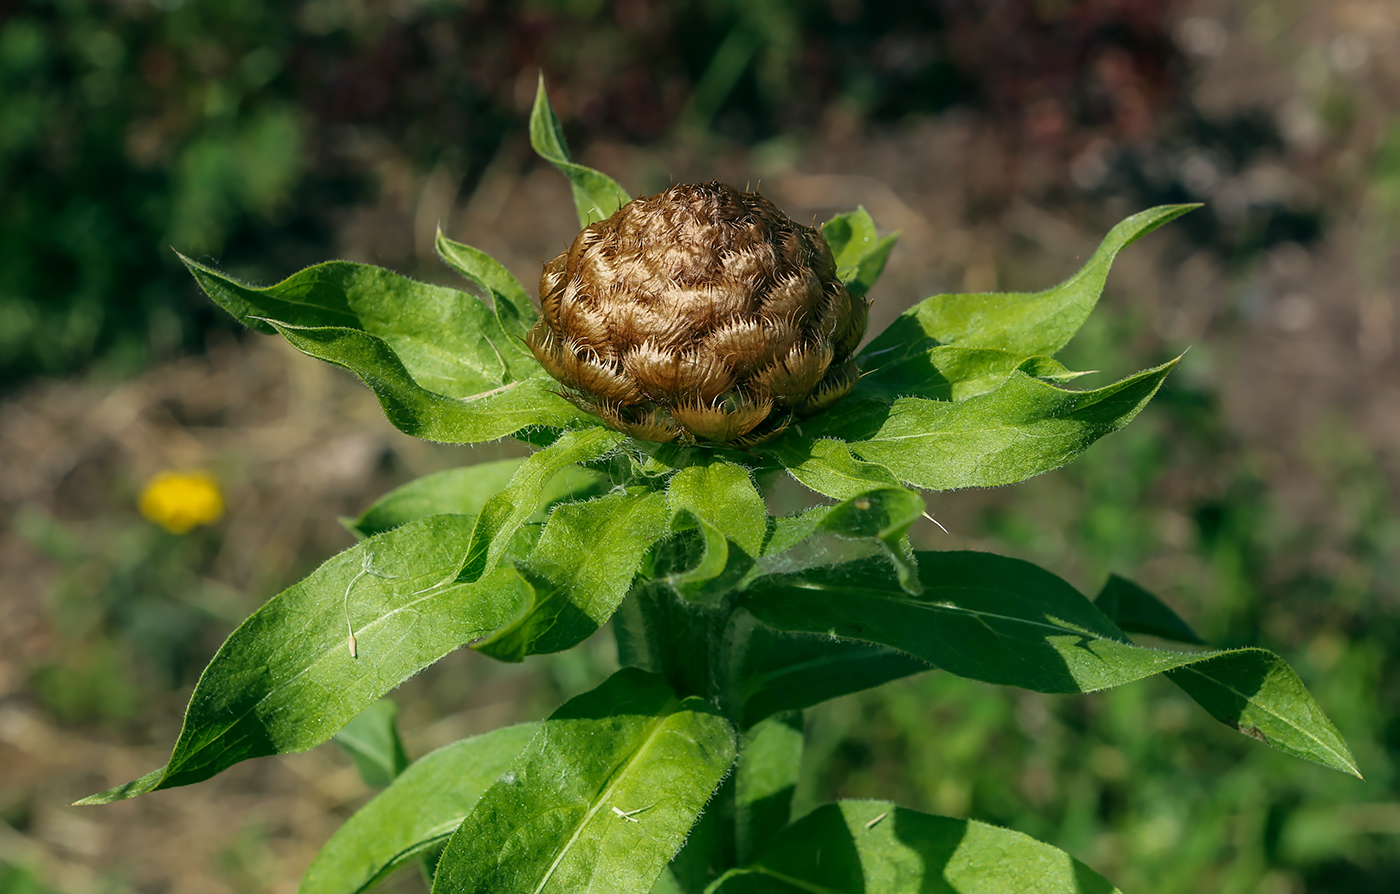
811 359 1180 491
820 207 899 299
302 723 538 894
77 516 529 804
435 230 538 340
734 714 803 863
733 621 927 729
861 204 1197 359
1094 574 1204 645
474 488 671 661
530 74 631 227
333 698 409 789
708 800 1120 893
741 552 1359 775
432 668 737 894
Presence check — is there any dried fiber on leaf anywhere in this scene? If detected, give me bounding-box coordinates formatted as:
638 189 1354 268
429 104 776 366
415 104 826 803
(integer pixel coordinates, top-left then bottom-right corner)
526 182 870 444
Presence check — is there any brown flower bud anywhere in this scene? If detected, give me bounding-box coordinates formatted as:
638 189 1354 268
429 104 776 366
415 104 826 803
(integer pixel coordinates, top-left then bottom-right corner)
526 182 869 444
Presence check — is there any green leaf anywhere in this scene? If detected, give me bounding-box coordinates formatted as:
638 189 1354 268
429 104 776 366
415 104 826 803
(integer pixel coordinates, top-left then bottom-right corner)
664 460 769 604
347 459 609 540
811 358 1180 491
861 204 1197 358
333 698 409 789
741 552 1359 775
708 800 1120 893
474 488 671 661
77 516 530 804
267 319 588 443
1093 574 1204 644
435 229 538 341
431 668 737 894
770 437 901 502
820 207 899 299
856 344 1087 403
761 506 832 557
181 253 588 444
459 427 624 583
302 723 539 894
182 254 537 394
733 623 927 729
817 487 925 595
1168 652 1361 777
530 74 631 227
734 714 803 864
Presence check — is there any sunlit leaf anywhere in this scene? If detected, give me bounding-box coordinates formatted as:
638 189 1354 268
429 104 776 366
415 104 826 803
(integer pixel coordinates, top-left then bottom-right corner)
77 516 530 804
435 229 537 340
530 74 631 227
431 668 737 894
663 460 768 604
459 427 623 583
861 204 1197 359
709 800 1120 893
346 459 608 539
856 344 1087 403
475 488 671 661
302 723 538 894
807 359 1180 492
770 437 901 502
821 207 899 299
818 486 924 595
333 698 409 789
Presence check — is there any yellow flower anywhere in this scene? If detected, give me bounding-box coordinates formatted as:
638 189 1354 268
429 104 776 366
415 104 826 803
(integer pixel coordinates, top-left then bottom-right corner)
138 471 224 534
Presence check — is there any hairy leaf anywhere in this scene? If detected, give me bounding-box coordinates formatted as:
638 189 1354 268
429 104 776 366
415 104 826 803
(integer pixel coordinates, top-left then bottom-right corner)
742 552 1358 775
333 698 409 789
818 487 924 595
77 516 530 804
182 254 537 393
346 459 608 539
1094 574 1204 644
709 800 1120 893
734 714 803 863
733 622 927 729
435 230 537 340
459 428 623 583
302 723 538 894
810 359 1180 491
264 320 587 444
856 345 1087 403
771 437 901 502
820 207 899 299
530 74 631 227
475 489 671 661
664 460 768 604
432 668 737 894
861 204 1197 359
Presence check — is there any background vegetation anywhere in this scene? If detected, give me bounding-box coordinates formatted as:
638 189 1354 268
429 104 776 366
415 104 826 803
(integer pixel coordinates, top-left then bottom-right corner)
1 0 1396 891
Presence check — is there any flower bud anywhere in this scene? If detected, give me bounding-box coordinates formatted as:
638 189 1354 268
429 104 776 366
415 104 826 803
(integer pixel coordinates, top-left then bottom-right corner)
526 182 869 444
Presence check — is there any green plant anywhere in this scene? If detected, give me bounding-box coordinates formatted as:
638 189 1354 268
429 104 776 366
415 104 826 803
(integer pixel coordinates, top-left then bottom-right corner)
76 78 1358 893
